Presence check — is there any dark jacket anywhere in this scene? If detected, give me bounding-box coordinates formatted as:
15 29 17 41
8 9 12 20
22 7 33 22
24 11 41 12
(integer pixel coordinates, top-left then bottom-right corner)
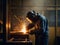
29 14 48 45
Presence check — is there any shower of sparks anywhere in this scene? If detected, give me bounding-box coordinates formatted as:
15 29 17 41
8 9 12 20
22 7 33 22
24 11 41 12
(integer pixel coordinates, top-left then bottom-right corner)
20 23 27 34
13 15 28 34
14 15 27 34
14 15 22 23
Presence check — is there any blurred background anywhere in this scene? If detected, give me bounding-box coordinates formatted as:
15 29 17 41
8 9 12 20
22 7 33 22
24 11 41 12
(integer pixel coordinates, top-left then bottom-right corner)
0 0 60 45
0 0 3 42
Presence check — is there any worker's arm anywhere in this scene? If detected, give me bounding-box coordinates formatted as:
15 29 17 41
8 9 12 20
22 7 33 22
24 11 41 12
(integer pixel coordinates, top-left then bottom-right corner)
29 19 45 35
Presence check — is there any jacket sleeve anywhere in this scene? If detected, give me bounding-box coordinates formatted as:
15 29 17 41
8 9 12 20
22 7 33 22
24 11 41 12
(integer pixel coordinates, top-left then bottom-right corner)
29 19 45 35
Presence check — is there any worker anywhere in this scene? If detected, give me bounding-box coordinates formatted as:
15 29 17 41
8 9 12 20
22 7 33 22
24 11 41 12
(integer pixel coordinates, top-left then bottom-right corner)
26 10 48 45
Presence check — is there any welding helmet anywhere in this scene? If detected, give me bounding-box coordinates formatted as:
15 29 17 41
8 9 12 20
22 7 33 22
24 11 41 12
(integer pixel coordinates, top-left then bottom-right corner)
26 10 38 23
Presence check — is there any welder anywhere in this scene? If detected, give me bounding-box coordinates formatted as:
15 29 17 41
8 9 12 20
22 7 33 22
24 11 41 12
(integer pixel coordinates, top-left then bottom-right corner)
26 10 48 45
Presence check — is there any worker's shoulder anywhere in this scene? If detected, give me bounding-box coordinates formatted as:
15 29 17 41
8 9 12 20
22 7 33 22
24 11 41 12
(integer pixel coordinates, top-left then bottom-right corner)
37 14 46 20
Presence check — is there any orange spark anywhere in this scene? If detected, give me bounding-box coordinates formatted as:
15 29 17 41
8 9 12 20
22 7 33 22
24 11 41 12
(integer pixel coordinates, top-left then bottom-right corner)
20 23 27 34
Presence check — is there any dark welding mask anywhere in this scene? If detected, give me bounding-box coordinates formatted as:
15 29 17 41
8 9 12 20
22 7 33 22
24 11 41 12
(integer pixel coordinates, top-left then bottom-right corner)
26 11 38 23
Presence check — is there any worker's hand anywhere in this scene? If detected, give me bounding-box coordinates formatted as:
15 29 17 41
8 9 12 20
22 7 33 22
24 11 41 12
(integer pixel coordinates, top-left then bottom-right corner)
29 30 35 35
27 29 35 35
26 30 30 34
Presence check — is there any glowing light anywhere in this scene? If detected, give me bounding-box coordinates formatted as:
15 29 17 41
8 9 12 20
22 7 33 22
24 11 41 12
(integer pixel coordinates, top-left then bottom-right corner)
20 23 27 34
26 18 32 23
0 20 3 24
6 23 11 29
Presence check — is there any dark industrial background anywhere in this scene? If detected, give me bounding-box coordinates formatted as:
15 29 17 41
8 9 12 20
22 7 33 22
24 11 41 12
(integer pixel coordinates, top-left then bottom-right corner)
0 0 60 45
